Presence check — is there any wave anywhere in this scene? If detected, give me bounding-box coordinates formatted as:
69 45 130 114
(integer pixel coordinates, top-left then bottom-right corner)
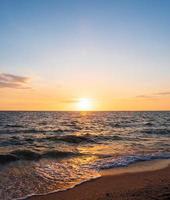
5 124 25 128
144 122 154 126
0 150 79 164
46 135 93 144
43 150 79 158
92 153 170 170
0 128 71 135
0 134 123 148
108 122 132 128
142 129 170 135
45 134 123 144
0 154 19 164
11 150 41 160
0 140 24 146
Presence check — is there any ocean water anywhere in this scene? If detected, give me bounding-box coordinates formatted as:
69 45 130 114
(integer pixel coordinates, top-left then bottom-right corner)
0 111 170 200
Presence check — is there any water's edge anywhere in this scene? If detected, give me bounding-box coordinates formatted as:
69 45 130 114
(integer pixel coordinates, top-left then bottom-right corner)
23 158 170 200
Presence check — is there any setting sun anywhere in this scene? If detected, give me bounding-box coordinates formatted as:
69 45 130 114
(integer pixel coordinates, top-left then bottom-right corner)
76 98 93 111
1 1 170 200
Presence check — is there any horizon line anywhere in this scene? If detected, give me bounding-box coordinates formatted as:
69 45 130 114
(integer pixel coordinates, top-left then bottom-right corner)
0 110 170 112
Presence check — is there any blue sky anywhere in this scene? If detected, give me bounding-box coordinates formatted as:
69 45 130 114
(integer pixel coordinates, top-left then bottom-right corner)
0 0 170 110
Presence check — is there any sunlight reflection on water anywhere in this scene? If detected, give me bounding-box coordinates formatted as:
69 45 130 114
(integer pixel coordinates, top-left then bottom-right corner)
0 111 170 199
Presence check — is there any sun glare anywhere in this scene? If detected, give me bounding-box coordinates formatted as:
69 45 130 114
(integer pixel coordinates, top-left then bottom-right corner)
76 98 93 111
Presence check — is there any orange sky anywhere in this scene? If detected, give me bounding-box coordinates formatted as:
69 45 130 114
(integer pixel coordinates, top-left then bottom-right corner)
0 84 170 111
1 1 170 111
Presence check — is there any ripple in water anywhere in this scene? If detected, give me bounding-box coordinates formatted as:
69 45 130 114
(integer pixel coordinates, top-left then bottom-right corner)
0 111 170 199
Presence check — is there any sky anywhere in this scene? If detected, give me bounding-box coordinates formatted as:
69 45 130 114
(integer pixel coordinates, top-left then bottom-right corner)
0 0 170 111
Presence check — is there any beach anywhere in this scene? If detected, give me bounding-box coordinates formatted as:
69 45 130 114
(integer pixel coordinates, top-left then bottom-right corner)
27 159 170 200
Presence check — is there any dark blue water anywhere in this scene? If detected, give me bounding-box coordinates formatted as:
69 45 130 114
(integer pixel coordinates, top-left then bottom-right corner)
0 111 170 199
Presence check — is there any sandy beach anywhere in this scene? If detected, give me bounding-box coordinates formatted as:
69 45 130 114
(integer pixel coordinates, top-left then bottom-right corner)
27 159 170 200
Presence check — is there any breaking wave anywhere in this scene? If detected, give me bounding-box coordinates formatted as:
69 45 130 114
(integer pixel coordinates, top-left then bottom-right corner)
92 153 170 170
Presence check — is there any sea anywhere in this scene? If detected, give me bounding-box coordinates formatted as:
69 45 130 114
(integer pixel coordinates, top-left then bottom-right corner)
0 111 170 200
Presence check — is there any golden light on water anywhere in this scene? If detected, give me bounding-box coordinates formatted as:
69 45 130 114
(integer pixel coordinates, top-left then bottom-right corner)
76 98 94 111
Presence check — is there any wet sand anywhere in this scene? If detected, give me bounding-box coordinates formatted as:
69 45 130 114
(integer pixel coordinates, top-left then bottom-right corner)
27 159 170 200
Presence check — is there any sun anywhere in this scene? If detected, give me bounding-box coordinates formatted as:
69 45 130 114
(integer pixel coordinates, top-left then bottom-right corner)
76 98 93 111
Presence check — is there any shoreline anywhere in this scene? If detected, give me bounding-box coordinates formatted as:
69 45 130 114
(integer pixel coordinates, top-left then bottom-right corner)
26 158 170 200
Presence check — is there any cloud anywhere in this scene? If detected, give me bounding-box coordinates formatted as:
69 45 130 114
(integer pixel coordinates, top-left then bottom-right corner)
154 92 170 96
136 91 170 99
0 73 30 89
136 95 152 98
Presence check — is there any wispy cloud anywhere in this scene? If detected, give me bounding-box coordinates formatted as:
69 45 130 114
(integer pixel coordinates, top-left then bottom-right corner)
0 73 30 89
136 91 170 99
136 95 152 98
154 92 170 96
